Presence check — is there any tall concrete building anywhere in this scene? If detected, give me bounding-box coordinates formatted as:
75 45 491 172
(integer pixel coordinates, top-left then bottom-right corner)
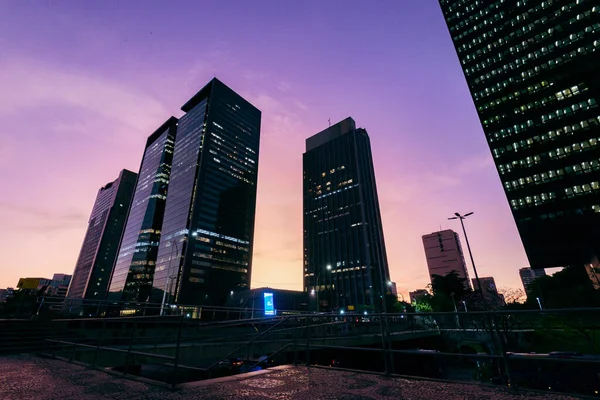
66 170 137 302
439 1 600 270
519 267 547 293
422 229 471 287
107 117 177 302
303 117 391 311
151 78 261 307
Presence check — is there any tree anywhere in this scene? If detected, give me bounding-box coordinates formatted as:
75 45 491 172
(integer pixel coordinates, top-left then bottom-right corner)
526 265 600 309
498 287 526 304
428 272 472 312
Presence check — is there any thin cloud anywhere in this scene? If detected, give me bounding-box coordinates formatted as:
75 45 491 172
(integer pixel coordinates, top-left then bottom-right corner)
0 58 168 134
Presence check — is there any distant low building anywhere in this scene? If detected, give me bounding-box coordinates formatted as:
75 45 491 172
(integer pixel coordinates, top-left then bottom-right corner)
519 267 546 293
226 288 308 316
409 289 429 304
472 277 505 307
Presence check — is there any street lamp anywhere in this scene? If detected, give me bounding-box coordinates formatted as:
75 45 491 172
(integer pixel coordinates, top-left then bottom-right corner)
448 212 488 311
315 264 332 313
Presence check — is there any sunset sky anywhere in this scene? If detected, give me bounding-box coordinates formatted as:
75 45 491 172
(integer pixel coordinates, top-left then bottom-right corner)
0 1 533 297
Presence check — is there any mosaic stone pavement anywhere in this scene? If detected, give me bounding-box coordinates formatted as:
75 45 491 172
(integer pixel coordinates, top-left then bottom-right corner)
0 354 579 400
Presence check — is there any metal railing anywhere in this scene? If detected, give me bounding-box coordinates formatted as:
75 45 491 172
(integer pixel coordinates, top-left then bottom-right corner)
30 296 306 322
15 307 600 395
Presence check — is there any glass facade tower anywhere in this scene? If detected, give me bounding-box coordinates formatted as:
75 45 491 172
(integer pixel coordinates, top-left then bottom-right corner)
303 117 390 311
107 117 177 302
439 0 600 269
151 78 261 307
66 169 137 301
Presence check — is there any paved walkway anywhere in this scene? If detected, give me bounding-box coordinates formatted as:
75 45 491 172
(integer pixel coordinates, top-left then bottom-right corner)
0 355 578 400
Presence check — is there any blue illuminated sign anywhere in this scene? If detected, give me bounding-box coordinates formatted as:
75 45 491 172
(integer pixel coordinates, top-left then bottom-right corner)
264 292 275 316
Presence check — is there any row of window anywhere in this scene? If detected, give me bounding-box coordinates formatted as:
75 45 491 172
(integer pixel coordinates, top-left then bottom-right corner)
478 80 550 112
497 136 600 175
504 158 600 191
491 102 597 154
457 0 583 59
540 98 597 123
490 114 599 145
566 181 600 198
511 191 556 210
508 85 584 117
464 7 598 75
473 40 599 103
448 0 504 29
473 24 598 88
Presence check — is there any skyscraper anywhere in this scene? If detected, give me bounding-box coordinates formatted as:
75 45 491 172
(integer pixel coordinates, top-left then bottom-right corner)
66 169 137 302
422 229 471 287
152 78 261 307
439 1 600 269
519 267 546 293
107 117 177 302
303 117 391 311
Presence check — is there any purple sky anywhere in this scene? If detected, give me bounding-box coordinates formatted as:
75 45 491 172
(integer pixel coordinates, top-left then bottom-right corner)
0 1 533 297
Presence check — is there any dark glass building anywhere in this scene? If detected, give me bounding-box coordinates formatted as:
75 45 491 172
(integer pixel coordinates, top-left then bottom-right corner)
152 78 261 307
303 117 391 311
439 1 600 269
66 169 137 302
107 117 177 302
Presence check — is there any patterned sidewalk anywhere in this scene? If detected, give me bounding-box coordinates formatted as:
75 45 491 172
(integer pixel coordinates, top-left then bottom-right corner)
0 354 578 400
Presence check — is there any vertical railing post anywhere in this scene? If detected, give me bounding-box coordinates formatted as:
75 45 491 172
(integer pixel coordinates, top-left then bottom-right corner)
293 318 299 365
172 315 184 388
492 312 513 388
305 316 310 366
378 314 391 375
93 319 107 367
125 320 138 374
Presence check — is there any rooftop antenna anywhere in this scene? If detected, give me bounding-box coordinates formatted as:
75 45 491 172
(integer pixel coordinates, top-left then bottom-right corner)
328 118 331 127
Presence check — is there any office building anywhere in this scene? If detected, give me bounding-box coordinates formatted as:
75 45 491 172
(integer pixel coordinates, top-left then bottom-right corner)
152 78 261 307
439 1 600 269
303 117 391 311
107 117 177 302
66 169 137 301
519 267 547 293
422 229 471 287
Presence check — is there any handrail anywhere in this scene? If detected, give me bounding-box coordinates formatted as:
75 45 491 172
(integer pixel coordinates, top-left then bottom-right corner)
204 315 292 372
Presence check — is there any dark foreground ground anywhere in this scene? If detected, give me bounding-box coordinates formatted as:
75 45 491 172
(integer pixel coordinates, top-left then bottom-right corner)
0 354 578 400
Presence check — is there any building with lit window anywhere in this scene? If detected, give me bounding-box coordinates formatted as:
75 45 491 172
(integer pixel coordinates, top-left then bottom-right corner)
439 1 600 269
66 169 137 302
151 78 261 307
303 117 391 312
422 229 471 288
107 117 177 303
519 266 546 293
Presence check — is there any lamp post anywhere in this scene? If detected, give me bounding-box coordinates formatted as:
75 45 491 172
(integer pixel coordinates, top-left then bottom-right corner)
448 212 488 311
314 265 332 313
